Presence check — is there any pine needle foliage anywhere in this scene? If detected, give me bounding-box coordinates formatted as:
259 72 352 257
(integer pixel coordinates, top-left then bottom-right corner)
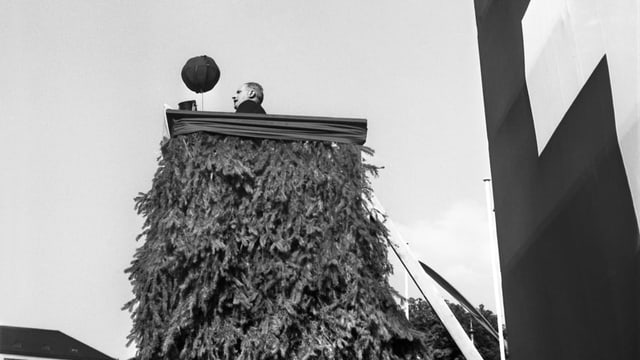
125 133 426 360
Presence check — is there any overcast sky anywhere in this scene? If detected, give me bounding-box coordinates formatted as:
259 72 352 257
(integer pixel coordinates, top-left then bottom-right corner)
0 1 494 359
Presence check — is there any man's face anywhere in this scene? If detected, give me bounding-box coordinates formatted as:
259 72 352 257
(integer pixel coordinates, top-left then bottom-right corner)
232 84 252 109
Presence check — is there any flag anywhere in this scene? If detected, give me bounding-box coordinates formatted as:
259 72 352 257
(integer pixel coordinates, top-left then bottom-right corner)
474 0 640 358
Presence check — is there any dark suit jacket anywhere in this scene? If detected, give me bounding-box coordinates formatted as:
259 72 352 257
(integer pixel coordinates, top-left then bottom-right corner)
236 100 266 114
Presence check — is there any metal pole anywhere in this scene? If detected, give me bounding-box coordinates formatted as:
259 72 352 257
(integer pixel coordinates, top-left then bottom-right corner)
470 318 475 344
404 268 410 319
483 179 507 360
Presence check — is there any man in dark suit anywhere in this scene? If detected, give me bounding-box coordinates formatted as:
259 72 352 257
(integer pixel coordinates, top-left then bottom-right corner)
232 82 266 114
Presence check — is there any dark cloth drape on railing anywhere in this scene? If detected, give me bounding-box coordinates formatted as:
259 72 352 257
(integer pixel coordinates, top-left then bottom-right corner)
166 110 368 145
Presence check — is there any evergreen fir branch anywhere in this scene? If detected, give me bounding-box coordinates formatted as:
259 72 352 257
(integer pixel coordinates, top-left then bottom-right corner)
125 133 426 359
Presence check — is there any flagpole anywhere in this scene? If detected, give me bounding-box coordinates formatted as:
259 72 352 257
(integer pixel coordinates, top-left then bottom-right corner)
483 178 507 360
404 262 410 319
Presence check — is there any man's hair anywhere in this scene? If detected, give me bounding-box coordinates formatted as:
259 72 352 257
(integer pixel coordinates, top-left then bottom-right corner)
244 82 264 104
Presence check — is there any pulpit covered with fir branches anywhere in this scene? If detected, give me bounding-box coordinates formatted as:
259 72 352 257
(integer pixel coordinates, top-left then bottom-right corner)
124 111 425 360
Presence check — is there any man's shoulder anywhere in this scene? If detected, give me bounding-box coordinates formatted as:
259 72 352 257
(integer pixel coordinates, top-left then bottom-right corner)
236 101 266 114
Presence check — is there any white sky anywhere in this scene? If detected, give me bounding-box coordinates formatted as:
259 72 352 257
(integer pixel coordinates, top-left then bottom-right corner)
0 1 493 359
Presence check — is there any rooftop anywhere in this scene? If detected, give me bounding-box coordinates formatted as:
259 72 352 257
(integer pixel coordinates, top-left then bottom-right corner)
0 325 115 360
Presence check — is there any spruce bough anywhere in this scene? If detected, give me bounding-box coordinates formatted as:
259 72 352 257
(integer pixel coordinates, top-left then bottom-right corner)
125 133 425 359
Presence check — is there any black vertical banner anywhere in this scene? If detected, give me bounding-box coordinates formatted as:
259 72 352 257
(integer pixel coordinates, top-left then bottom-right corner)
474 1 640 359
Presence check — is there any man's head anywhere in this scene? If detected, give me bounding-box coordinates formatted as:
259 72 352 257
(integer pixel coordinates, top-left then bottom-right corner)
232 82 264 109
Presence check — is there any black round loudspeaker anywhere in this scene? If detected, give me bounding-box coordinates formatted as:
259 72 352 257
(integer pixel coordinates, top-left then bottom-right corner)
181 55 220 94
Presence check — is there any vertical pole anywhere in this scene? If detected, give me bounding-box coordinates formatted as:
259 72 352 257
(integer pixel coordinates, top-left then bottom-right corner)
470 318 475 344
483 179 507 360
404 266 410 319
